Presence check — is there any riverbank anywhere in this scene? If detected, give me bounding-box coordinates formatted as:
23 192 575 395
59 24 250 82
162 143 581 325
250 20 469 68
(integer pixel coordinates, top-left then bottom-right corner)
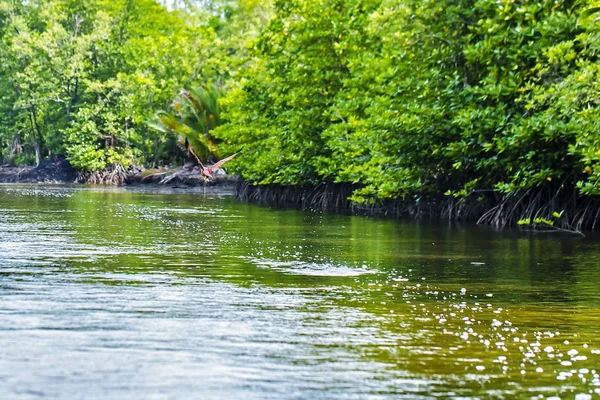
235 180 599 233
2 160 597 233
0 158 238 187
0 156 76 184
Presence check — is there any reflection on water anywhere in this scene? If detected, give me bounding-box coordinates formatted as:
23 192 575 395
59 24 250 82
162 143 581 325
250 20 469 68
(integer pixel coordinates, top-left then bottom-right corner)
1 184 599 399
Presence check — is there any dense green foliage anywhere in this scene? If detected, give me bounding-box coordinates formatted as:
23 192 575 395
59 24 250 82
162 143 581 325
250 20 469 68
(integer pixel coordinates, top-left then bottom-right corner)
215 0 600 203
0 0 270 169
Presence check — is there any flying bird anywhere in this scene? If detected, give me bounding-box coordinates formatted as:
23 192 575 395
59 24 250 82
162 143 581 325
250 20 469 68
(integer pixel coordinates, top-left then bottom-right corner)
185 137 241 178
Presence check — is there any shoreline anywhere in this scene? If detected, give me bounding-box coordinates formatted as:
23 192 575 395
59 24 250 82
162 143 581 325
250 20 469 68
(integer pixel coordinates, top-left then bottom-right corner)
2 163 596 233
0 160 238 188
234 180 598 234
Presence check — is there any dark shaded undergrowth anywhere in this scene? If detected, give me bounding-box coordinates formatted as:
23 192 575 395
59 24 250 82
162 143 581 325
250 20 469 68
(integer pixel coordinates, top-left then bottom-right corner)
236 181 600 233
0 156 76 183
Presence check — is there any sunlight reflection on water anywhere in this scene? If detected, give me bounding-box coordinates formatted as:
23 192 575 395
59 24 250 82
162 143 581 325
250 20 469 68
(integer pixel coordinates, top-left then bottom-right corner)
1 185 599 399
243 257 374 277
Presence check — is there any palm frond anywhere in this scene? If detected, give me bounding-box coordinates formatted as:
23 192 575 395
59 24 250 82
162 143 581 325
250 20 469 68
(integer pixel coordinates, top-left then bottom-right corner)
147 84 223 163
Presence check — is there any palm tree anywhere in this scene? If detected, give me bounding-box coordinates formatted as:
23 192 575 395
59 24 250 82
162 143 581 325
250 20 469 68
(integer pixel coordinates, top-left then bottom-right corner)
147 83 222 164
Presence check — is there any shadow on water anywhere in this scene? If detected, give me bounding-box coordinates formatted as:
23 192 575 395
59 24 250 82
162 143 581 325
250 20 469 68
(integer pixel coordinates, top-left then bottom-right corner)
1 184 599 399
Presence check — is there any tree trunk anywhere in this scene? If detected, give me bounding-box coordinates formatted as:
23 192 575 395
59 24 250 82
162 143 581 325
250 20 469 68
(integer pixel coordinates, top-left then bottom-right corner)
27 111 41 166
152 136 160 168
29 104 44 167
33 140 41 167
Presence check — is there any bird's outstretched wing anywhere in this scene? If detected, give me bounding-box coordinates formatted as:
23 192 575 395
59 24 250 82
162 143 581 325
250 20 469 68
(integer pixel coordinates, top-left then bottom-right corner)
185 137 205 169
206 149 242 174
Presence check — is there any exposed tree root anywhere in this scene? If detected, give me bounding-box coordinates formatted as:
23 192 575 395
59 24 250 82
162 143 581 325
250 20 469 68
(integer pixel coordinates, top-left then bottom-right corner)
77 163 128 185
236 181 599 233
476 184 595 234
236 181 355 213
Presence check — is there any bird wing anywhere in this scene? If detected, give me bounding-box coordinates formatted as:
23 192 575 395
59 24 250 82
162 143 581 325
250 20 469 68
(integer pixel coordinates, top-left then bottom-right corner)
206 150 241 174
185 137 205 169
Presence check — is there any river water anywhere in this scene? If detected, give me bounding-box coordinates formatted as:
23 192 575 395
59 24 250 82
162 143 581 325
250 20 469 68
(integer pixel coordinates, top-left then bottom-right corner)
0 184 599 399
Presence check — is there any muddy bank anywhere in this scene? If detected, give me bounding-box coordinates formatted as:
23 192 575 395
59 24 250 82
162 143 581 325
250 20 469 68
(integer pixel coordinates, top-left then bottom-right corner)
0 156 76 183
0 158 238 187
126 166 238 187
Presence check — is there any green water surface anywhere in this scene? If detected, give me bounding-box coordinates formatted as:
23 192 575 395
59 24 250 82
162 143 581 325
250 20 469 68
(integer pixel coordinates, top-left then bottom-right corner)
0 184 599 399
